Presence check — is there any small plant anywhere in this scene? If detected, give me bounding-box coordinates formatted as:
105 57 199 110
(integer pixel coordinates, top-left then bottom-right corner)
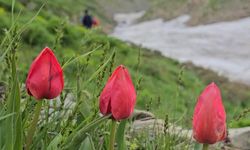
99 65 136 150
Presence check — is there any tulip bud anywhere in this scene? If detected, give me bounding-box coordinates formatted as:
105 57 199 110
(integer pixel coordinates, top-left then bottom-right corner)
193 82 226 144
26 47 64 100
99 65 136 120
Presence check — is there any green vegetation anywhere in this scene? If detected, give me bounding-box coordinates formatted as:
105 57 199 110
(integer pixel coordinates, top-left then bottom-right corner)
14 0 149 32
0 0 249 149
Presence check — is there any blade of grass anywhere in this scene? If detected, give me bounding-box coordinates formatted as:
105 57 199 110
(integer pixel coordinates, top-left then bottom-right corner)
11 0 15 26
62 45 102 69
79 135 96 150
47 133 63 150
63 115 111 150
0 113 15 121
26 101 43 150
87 49 116 83
6 60 21 150
0 7 22 55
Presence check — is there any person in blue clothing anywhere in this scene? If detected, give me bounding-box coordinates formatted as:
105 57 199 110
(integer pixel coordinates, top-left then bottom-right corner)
82 10 93 29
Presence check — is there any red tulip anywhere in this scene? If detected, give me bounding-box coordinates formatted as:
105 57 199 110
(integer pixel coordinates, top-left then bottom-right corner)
99 65 136 120
193 82 226 144
26 47 64 100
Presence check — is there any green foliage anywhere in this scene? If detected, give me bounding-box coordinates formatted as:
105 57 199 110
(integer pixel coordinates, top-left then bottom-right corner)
116 120 127 150
0 8 10 36
22 16 55 46
6 62 22 150
0 11 22 149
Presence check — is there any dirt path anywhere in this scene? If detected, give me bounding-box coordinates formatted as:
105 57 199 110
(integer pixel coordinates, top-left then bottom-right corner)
112 12 250 85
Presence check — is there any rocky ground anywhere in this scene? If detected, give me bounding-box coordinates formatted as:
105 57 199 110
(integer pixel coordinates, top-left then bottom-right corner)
132 110 250 150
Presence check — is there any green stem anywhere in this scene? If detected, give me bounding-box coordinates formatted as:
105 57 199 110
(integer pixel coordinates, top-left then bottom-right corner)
202 144 209 150
44 101 50 147
109 120 117 150
26 101 43 150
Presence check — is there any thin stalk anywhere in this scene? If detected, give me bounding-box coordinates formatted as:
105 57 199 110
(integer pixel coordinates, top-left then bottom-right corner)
109 120 117 150
202 144 209 150
25 101 43 150
44 101 50 147
11 0 15 26
62 45 102 69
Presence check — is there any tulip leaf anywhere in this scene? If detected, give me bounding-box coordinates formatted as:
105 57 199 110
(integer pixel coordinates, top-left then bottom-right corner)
79 101 91 118
194 142 202 150
79 135 96 150
116 120 127 150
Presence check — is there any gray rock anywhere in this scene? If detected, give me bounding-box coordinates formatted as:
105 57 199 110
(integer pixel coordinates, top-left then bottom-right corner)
131 111 250 149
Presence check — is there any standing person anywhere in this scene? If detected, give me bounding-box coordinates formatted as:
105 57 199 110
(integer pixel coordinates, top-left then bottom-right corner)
82 9 93 29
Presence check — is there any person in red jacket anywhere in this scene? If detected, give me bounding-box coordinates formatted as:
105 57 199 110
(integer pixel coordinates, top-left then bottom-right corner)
92 17 100 27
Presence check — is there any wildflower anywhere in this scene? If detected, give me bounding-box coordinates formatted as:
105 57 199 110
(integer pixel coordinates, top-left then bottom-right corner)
193 82 226 144
26 47 64 100
99 65 136 120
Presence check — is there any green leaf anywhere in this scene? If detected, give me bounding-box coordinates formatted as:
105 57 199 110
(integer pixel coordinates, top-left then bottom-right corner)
79 135 96 150
194 142 202 150
62 45 102 69
63 115 111 150
87 49 116 83
47 133 63 150
116 120 127 150
6 63 22 150
0 3 45 62
0 113 15 121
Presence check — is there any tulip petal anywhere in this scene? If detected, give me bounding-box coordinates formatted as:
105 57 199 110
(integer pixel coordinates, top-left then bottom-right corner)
99 79 114 115
99 66 120 115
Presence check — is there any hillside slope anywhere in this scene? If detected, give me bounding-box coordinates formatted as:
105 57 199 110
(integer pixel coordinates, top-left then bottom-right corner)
142 0 250 25
14 0 250 30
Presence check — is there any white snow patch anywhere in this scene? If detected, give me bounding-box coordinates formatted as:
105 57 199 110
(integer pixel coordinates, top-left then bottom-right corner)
112 13 250 85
